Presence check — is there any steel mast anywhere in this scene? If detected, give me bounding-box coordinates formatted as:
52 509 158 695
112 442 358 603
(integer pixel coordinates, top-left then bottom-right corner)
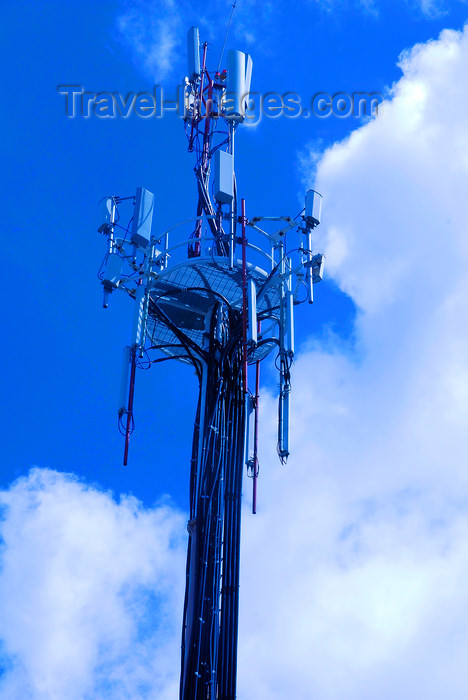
97 25 324 700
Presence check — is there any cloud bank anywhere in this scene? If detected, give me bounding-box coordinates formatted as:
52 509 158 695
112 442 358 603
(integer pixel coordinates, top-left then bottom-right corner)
2 20 468 700
0 469 185 698
237 23 468 700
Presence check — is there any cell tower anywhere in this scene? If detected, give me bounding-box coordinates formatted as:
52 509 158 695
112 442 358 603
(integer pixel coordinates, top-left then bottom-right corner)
97 24 323 700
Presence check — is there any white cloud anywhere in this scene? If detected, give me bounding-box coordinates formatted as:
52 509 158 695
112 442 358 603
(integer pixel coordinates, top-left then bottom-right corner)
116 0 182 81
0 469 185 698
413 0 448 17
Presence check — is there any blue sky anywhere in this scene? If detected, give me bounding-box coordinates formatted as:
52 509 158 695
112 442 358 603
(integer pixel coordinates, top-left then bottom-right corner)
2 1 468 698
1 0 466 505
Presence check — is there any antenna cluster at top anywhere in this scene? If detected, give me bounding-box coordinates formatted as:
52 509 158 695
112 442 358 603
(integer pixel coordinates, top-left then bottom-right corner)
96 24 325 471
184 26 253 125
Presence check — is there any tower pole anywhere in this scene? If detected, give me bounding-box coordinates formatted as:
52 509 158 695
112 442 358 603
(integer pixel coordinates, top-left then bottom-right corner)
180 304 245 700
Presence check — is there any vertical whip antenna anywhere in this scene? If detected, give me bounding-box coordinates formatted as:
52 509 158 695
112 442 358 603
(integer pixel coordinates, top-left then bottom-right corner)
217 0 238 73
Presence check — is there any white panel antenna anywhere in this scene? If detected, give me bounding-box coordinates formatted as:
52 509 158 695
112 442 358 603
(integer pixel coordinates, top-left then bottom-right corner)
102 252 123 289
187 26 200 82
131 187 154 249
225 49 253 121
311 253 325 283
305 189 322 228
98 196 116 233
214 149 234 203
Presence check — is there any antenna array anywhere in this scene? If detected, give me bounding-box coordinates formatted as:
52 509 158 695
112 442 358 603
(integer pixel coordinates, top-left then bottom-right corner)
97 26 323 700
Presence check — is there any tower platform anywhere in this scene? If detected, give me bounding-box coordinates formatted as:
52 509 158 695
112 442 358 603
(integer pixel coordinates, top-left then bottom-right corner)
146 256 280 363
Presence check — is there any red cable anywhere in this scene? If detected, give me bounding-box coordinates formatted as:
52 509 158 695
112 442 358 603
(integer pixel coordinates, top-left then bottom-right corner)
123 346 137 465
